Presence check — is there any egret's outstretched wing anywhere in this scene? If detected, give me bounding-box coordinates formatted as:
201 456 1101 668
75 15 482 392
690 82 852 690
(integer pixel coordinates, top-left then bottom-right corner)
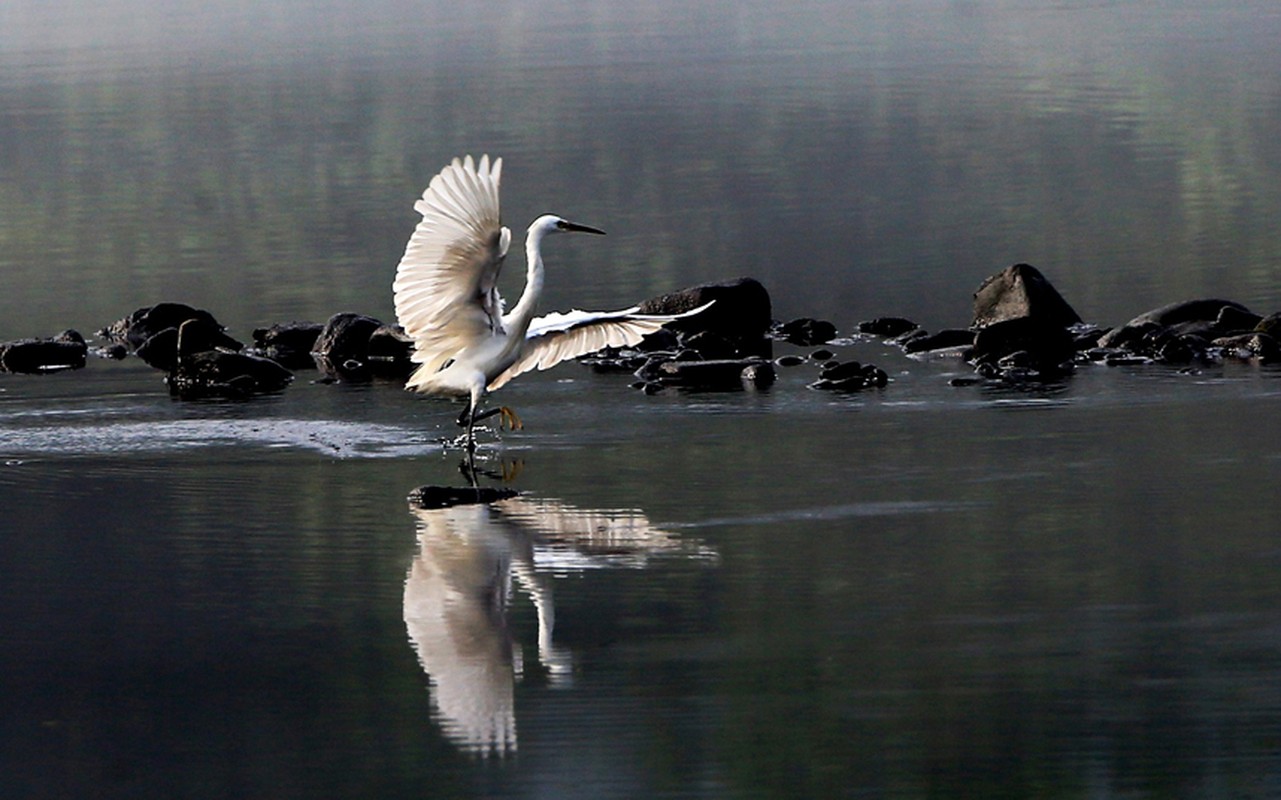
393 155 512 377
487 302 712 391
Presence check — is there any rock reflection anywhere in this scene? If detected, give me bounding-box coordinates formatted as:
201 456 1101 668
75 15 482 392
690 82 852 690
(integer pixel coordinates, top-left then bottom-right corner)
402 492 714 756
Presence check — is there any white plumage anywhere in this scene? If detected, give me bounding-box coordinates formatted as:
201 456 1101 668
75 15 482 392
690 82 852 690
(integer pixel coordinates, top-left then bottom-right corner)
392 154 701 447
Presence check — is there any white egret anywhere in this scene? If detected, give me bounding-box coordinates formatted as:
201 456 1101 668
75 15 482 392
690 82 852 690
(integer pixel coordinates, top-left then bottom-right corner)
393 154 702 448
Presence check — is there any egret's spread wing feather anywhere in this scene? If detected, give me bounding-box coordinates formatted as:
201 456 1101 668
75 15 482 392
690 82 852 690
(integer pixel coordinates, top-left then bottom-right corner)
487 306 703 391
393 155 509 374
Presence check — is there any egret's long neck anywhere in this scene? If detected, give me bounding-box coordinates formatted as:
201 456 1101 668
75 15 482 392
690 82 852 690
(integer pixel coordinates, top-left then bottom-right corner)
506 225 546 338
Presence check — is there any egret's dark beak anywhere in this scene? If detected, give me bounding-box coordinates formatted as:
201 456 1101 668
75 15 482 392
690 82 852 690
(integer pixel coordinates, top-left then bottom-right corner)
557 220 606 235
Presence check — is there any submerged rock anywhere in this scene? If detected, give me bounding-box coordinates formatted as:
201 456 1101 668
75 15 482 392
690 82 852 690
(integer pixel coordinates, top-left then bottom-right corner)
0 330 88 373
167 319 293 399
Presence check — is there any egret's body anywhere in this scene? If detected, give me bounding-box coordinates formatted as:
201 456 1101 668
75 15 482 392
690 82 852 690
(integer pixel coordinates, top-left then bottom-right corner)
393 154 699 448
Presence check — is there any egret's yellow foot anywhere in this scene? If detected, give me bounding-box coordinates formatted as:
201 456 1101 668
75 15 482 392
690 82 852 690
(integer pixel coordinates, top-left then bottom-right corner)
499 406 524 431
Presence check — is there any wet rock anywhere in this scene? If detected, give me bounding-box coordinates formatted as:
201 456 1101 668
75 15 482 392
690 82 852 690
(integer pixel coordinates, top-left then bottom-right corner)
1097 299 1259 360
252 321 325 369
1098 299 1253 348
640 357 773 390
775 355 805 367
774 317 837 346
638 277 771 339
1212 332 1281 361
972 263 1082 330
809 349 835 361
135 316 243 372
312 313 414 382
968 316 1076 372
858 317 919 338
1254 313 1281 336
680 330 749 360
967 265 1082 372
94 342 129 360
167 320 293 399
366 324 415 375
638 277 772 359
809 360 889 391
900 329 975 354
635 328 679 352
408 485 519 509
101 303 230 350
0 330 88 373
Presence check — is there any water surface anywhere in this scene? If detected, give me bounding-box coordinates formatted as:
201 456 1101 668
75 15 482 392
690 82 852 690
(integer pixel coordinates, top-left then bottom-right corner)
4 2 1281 798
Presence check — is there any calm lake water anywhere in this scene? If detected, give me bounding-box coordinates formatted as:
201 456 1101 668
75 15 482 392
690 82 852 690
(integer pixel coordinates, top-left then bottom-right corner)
4 1 1281 797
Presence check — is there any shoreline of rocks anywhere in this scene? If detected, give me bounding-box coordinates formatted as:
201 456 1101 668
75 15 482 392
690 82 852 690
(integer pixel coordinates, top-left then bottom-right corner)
2 266 1278 399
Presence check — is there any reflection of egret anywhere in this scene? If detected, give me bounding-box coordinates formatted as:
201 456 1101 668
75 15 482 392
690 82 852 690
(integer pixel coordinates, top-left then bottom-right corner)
402 494 715 755
392 155 706 449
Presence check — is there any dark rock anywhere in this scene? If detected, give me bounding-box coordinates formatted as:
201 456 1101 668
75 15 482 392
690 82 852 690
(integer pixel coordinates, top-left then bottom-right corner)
101 303 229 350
818 360 863 382
1212 332 1281 361
969 317 1076 371
681 330 748 360
313 313 383 360
167 319 292 399
135 316 243 372
638 277 771 339
858 317 919 338
1216 304 1263 334
0 330 88 373
972 264 1082 330
366 324 416 378
408 485 519 509
949 376 983 387
1071 325 1109 351
635 328 679 352
809 349 835 361
901 329 975 354
645 357 773 389
775 317 837 346
252 321 325 368
1254 313 1281 336
95 343 129 360
309 316 413 380
1126 298 1253 329
810 361 888 391
1098 299 1257 357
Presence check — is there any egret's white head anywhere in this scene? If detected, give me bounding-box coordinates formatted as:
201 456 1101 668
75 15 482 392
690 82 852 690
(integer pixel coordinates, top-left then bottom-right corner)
528 214 606 237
